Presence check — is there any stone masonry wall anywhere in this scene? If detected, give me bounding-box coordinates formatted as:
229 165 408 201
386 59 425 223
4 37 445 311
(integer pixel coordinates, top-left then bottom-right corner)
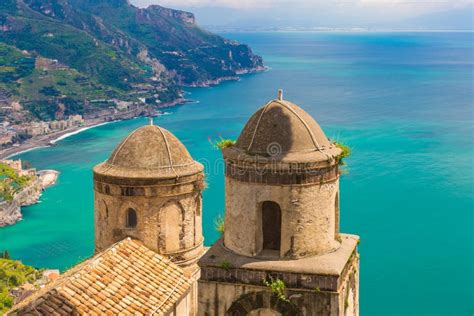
224 177 340 259
198 249 359 315
94 179 203 267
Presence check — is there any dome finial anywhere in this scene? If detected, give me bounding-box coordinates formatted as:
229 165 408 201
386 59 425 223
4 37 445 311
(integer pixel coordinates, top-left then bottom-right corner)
149 117 154 126
278 89 283 101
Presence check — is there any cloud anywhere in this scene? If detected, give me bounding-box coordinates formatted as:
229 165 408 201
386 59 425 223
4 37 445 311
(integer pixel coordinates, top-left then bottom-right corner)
133 0 276 9
130 0 473 28
133 0 473 11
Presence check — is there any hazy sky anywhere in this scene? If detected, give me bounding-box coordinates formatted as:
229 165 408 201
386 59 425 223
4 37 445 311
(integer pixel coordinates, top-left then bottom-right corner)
130 0 474 29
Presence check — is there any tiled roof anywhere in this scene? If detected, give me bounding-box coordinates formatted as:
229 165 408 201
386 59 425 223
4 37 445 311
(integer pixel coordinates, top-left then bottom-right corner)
9 238 191 315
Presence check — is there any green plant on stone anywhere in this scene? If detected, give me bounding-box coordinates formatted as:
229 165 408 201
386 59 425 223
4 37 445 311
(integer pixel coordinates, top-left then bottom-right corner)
334 141 351 165
263 276 289 302
210 137 235 150
219 260 233 270
214 214 225 234
333 141 351 175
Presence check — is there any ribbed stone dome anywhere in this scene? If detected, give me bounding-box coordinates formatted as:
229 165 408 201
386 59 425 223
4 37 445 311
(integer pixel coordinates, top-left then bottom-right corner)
228 98 341 163
94 125 203 180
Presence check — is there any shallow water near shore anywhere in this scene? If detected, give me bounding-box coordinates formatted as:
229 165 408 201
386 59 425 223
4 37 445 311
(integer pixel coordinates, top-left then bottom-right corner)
2 32 473 315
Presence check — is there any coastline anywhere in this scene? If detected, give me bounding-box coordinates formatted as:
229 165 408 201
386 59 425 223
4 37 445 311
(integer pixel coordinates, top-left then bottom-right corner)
184 66 268 88
1 120 113 159
50 122 113 144
0 66 266 160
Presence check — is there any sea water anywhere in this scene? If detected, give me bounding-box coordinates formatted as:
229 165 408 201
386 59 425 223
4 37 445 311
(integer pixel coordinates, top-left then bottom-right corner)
1 32 473 315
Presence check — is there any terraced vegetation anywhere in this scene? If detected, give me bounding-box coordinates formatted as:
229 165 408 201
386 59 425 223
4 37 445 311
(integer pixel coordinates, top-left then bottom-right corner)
0 257 42 314
0 163 33 202
0 0 263 120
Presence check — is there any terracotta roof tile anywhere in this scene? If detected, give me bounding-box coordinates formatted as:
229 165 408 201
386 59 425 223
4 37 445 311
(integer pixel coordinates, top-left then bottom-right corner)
9 238 191 315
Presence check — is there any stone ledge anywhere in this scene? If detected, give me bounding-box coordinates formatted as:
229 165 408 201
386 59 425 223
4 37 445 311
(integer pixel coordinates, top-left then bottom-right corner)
199 234 359 291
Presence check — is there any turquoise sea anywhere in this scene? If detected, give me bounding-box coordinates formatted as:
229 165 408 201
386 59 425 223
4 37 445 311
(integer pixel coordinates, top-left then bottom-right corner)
1 32 473 315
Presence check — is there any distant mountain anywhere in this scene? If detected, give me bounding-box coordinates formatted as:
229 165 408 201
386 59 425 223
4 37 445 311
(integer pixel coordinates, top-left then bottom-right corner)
0 0 263 120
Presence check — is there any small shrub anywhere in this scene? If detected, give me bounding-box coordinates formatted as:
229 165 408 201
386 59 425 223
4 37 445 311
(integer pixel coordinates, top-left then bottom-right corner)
209 136 235 150
263 276 289 302
334 141 351 165
333 141 351 175
214 214 225 234
219 260 232 270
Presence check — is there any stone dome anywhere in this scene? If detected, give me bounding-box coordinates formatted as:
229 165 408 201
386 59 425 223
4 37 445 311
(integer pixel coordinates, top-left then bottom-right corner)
94 125 203 180
227 97 341 164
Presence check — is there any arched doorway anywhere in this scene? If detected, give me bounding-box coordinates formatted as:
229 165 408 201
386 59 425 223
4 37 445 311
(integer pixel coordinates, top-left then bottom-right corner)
261 201 281 251
226 291 299 316
248 308 282 316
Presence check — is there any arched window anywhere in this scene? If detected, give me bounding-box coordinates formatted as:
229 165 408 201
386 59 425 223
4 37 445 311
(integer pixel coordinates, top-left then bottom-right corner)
261 201 281 251
101 200 108 220
161 202 183 252
126 208 137 228
104 185 110 195
335 192 340 238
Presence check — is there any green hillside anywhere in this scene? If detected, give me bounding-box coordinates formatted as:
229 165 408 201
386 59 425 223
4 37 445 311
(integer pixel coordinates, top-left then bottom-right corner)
0 42 128 120
0 257 42 314
0 0 263 120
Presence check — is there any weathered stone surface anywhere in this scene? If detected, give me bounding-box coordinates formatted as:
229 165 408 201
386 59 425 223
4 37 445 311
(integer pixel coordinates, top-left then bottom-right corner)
93 125 204 182
93 125 205 271
199 96 360 316
224 178 341 259
200 235 358 289
198 253 359 316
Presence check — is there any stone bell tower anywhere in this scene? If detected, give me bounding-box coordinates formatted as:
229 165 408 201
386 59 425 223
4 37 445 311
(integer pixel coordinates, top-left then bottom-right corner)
198 91 360 316
93 123 205 273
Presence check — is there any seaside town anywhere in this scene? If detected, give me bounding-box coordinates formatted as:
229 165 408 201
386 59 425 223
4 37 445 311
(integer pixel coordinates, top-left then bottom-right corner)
0 0 471 314
0 96 177 159
0 51 188 159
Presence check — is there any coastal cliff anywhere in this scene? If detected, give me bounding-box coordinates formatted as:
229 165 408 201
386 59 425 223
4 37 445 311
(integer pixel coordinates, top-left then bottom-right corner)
0 163 58 227
0 0 264 118
0 183 41 227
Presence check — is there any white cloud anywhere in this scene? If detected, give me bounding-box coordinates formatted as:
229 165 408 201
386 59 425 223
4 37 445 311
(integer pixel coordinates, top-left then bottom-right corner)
133 0 276 9
133 0 472 11
130 0 473 28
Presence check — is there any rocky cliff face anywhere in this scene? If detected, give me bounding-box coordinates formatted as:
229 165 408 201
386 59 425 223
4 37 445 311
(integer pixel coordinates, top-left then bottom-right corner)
0 0 264 90
0 181 42 227
147 5 195 25
0 170 58 227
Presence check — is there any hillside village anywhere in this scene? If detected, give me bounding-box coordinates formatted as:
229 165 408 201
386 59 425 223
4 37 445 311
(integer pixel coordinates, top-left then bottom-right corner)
0 0 264 156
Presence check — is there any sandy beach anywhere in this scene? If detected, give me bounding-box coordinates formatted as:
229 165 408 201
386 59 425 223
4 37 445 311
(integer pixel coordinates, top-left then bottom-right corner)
0 99 188 160
50 122 113 144
0 119 115 159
